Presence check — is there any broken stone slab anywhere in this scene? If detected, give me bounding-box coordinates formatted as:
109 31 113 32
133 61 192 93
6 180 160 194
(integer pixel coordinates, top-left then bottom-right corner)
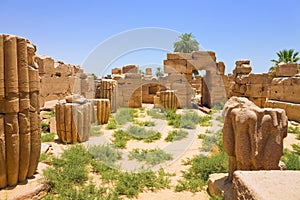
207 173 232 200
233 170 300 200
276 63 298 77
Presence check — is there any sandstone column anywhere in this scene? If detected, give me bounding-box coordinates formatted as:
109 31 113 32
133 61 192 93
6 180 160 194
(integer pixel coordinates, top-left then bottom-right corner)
0 34 41 189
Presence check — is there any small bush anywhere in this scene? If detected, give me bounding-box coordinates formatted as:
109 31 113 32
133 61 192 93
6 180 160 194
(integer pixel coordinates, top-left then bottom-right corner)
106 115 117 130
112 129 130 149
134 120 156 127
41 132 56 143
39 152 53 163
41 120 50 133
200 129 223 152
212 103 224 111
127 125 161 142
175 151 228 192
115 108 136 125
88 144 122 166
43 145 92 198
180 110 200 129
288 126 300 140
199 115 212 126
90 123 103 136
165 129 189 142
292 144 300 155
147 109 166 119
281 149 300 170
115 169 171 198
129 148 173 165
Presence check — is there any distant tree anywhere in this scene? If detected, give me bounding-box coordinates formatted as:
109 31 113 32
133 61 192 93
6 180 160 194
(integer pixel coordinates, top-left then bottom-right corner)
91 73 98 80
155 67 164 77
173 33 199 53
269 49 299 72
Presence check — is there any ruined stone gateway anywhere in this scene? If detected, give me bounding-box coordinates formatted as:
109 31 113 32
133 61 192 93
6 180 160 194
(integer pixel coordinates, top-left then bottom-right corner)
223 96 288 182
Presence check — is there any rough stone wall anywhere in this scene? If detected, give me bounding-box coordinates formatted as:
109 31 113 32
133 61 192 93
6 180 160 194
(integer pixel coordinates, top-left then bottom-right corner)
0 34 41 188
55 95 94 143
36 55 95 107
223 97 288 182
227 60 272 108
265 63 300 121
164 51 226 108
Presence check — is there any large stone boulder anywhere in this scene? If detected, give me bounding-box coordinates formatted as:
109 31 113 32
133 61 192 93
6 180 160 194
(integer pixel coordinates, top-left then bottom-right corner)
223 97 288 182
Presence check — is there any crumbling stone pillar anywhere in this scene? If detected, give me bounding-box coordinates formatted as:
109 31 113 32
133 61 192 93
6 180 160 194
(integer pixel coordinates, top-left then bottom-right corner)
95 99 110 125
95 79 117 112
160 90 178 110
223 97 288 182
0 34 41 188
55 95 93 143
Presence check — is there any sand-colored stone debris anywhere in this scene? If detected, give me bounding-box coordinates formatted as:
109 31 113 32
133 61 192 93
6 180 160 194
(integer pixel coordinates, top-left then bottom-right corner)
227 60 271 108
223 97 288 182
55 95 93 143
0 34 41 189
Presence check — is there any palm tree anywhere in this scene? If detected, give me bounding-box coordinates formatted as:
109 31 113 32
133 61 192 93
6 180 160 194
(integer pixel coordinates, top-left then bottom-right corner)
269 49 299 72
155 67 164 77
173 33 199 53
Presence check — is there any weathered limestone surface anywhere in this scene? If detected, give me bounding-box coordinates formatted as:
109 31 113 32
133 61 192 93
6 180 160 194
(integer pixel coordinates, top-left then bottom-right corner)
91 99 110 124
232 171 300 200
95 79 117 112
223 97 288 182
275 62 298 77
36 55 96 107
160 90 178 110
55 95 93 143
227 60 272 107
0 34 41 189
164 51 226 108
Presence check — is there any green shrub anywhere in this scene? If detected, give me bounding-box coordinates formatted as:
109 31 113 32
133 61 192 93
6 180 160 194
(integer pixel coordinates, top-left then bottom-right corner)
292 144 300 155
128 148 173 165
134 120 156 127
41 132 56 143
199 115 212 126
115 169 171 198
39 152 53 163
88 144 122 166
112 129 130 149
212 103 224 111
41 120 50 133
90 123 103 136
43 145 92 198
180 111 200 129
165 129 189 142
127 125 161 142
175 151 228 192
200 129 223 152
115 108 136 125
147 109 166 119
281 149 300 170
106 115 117 130
288 125 300 140
43 144 172 199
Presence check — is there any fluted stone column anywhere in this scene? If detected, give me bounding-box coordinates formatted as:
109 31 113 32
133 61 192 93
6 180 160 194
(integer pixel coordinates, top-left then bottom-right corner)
0 34 41 189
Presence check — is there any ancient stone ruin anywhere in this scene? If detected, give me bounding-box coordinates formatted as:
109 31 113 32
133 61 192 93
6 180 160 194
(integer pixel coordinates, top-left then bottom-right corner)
223 96 288 182
36 55 96 108
0 34 41 188
55 95 94 143
93 99 110 124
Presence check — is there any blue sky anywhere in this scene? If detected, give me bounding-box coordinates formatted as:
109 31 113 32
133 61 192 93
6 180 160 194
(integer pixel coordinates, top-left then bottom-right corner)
2 0 299 75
